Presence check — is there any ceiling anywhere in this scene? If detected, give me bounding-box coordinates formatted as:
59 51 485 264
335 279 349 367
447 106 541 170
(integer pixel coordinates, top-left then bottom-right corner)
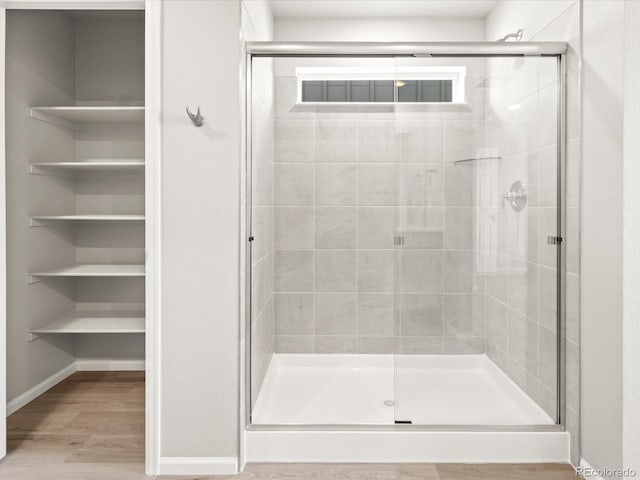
269 0 499 18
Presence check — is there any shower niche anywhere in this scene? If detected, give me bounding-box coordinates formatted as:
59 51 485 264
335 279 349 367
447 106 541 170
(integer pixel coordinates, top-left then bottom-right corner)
246 51 563 428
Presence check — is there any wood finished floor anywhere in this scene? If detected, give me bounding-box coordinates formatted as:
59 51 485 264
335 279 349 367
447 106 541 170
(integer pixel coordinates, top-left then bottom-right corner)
0 372 580 479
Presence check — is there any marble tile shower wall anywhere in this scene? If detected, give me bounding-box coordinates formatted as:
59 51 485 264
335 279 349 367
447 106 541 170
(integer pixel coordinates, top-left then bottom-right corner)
272 60 487 354
250 57 275 404
483 45 578 422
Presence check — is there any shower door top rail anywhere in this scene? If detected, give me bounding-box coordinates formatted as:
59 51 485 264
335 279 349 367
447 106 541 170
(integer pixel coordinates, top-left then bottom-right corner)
245 41 567 57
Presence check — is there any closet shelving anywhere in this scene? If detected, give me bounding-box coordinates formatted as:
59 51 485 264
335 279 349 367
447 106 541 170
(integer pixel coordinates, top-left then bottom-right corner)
29 311 145 341
29 214 145 226
28 103 146 339
29 106 145 128
28 263 145 283
30 161 145 175
5 9 148 420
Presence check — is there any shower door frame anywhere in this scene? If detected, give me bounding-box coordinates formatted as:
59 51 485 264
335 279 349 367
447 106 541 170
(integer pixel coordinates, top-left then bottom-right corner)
244 41 567 433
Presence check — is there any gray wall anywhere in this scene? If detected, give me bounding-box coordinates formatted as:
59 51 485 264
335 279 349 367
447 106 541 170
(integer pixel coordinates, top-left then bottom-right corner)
160 0 241 459
75 13 145 105
6 10 77 402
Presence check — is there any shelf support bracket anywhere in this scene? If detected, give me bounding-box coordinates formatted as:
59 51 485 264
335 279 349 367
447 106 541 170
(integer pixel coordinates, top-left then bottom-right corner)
29 165 70 177
28 331 42 342
29 165 47 176
29 108 75 129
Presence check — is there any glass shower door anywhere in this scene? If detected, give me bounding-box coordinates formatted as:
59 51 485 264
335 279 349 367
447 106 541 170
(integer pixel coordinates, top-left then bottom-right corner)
393 55 561 426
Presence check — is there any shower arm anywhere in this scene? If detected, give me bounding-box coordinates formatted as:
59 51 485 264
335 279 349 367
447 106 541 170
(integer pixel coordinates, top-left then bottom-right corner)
497 29 524 42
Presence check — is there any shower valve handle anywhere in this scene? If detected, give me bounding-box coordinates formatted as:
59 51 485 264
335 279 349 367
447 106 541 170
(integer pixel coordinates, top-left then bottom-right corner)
502 181 528 212
502 191 521 207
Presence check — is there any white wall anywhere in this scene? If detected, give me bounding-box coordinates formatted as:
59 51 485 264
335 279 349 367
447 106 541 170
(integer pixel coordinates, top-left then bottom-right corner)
581 0 624 472
623 0 640 475
244 0 273 40
486 1 575 41
275 17 485 42
160 0 242 464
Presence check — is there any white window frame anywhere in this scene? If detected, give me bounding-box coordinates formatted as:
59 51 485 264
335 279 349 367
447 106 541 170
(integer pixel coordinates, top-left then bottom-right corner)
295 65 466 104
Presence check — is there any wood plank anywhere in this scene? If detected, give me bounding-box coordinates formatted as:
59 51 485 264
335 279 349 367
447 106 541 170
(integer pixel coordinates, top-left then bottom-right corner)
23 393 144 415
64 412 144 436
65 435 144 464
5 434 90 465
436 463 580 480
1 372 147 478
0 463 149 480
45 381 137 396
240 463 441 479
7 412 79 434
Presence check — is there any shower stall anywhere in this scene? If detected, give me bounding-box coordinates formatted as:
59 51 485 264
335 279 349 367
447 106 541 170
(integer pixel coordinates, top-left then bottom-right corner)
244 42 567 460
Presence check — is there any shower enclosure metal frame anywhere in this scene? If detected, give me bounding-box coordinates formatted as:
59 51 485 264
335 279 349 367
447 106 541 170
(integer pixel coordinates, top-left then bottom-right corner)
244 41 568 433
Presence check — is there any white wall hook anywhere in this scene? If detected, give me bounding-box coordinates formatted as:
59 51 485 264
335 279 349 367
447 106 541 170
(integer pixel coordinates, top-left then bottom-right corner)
186 106 204 127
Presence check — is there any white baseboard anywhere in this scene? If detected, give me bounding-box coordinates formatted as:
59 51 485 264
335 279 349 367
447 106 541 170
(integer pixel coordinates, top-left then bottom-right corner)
7 362 76 415
75 358 145 371
7 358 145 415
158 457 238 475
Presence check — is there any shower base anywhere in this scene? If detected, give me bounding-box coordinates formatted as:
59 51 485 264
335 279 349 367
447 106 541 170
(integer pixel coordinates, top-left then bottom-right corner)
252 354 553 425
246 354 568 463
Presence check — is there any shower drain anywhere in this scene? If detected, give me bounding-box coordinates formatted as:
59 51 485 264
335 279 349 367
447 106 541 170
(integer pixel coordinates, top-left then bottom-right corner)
384 400 395 407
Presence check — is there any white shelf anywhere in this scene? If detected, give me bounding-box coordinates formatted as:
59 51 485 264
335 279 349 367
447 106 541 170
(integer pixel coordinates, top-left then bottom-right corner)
30 214 145 226
30 161 145 175
29 263 145 283
29 311 145 341
29 106 145 128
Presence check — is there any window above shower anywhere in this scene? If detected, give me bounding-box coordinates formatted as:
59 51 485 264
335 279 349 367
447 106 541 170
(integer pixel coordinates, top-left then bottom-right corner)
296 66 467 104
